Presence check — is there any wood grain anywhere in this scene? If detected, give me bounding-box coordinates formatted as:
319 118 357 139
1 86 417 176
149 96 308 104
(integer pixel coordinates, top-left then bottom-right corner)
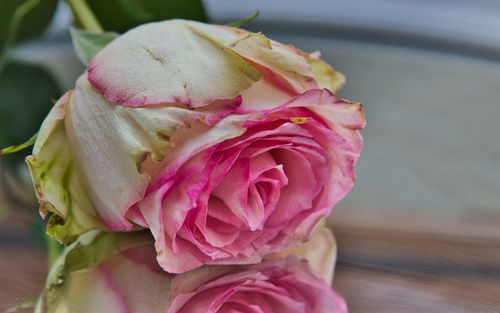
329 210 500 312
333 265 500 313
0 211 46 313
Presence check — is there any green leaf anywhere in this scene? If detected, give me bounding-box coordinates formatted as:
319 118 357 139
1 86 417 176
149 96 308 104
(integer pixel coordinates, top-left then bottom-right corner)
109 0 154 21
85 0 208 33
0 61 60 168
227 10 260 28
0 132 37 155
0 0 58 49
70 28 118 65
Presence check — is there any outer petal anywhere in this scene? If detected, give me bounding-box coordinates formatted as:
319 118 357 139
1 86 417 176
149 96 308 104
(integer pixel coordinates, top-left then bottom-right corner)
219 26 345 93
53 266 128 313
88 20 261 108
238 66 296 112
101 250 171 313
266 223 337 284
26 92 106 242
281 256 348 313
217 26 345 110
227 34 318 94
268 42 346 94
65 74 207 230
309 57 346 94
287 88 365 153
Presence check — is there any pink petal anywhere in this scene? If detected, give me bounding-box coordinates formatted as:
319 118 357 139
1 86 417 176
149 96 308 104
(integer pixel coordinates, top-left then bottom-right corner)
266 148 318 227
211 158 250 223
287 89 365 153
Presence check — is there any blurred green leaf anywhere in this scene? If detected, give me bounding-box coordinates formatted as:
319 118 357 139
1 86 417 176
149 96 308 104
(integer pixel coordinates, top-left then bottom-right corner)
85 0 208 33
227 10 260 28
0 0 58 50
0 61 60 167
70 28 118 65
111 0 154 21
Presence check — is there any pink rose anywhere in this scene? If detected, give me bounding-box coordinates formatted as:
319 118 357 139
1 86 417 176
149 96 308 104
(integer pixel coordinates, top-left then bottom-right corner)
36 227 346 313
168 256 347 313
27 20 364 273
131 88 363 273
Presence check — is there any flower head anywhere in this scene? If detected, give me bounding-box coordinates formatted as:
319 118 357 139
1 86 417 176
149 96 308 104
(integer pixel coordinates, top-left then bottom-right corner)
27 20 364 272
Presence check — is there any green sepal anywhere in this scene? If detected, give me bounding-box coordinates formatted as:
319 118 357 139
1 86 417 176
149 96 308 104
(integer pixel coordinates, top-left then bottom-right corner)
70 27 118 65
226 10 260 28
0 132 37 155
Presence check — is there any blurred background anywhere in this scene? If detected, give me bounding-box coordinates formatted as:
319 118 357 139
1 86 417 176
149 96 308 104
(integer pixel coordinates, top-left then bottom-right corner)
1 0 499 312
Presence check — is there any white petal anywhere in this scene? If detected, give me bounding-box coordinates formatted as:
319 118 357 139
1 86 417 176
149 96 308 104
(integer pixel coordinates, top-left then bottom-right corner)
228 33 318 94
66 74 206 230
88 20 261 108
27 92 105 242
54 266 128 313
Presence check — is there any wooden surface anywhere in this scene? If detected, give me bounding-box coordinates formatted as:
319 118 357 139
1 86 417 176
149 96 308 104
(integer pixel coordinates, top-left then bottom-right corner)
0 210 46 313
1 209 499 313
329 211 500 312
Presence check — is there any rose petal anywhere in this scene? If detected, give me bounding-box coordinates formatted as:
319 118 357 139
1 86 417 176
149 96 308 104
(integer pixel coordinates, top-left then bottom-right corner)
67 75 190 230
26 91 106 241
267 224 337 284
143 115 247 193
54 265 128 313
227 34 318 94
266 148 317 226
287 88 365 153
103 252 171 313
211 158 250 224
88 20 261 108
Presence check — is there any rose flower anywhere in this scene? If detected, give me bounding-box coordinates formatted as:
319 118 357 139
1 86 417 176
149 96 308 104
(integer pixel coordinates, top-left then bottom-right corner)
36 226 347 313
27 20 365 273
